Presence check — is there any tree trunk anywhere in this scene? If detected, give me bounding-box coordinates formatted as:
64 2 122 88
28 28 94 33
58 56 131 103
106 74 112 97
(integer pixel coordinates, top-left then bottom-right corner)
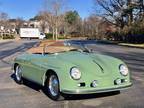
52 28 55 40
55 28 58 41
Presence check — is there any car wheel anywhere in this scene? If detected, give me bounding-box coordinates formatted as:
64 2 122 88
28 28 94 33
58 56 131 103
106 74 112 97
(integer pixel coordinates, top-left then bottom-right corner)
15 65 23 84
45 73 64 100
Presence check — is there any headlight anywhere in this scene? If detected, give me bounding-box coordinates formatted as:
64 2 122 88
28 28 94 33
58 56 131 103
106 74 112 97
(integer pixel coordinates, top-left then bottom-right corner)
70 67 81 80
119 64 128 76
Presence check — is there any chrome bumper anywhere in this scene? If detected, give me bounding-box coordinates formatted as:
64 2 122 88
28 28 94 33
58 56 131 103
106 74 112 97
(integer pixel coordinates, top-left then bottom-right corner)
61 83 132 94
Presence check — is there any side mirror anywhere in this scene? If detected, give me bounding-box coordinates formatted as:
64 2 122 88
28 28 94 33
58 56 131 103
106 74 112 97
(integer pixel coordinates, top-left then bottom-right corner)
64 41 71 46
67 43 71 46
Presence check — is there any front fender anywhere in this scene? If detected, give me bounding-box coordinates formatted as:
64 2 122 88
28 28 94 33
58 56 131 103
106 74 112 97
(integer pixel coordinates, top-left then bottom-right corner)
41 62 74 91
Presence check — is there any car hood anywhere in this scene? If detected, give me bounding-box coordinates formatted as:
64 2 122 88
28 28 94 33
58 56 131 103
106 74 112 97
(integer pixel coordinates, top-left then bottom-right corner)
58 51 123 77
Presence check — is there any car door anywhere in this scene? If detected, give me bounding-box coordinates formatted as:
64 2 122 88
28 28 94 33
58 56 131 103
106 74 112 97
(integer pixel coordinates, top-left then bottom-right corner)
22 54 45 85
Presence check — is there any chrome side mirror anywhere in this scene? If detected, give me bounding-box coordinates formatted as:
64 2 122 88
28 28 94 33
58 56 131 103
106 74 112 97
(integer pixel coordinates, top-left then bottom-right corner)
64 41 71 46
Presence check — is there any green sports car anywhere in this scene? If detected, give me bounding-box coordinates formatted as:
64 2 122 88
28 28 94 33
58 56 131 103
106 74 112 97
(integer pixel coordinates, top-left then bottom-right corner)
13 41 132 100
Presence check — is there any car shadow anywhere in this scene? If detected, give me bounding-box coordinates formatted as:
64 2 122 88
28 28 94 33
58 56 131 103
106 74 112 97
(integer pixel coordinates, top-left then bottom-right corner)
63 91 120 101
11 73 42 92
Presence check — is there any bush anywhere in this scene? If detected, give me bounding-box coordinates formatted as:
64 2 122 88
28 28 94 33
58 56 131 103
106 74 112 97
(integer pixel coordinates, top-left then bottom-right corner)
58 34 69 39
45 33 70 40
45 33 53 39
1 35 15 39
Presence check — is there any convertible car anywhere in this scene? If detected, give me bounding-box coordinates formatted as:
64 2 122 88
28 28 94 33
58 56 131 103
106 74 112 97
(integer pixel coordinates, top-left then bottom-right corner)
13 41 132 100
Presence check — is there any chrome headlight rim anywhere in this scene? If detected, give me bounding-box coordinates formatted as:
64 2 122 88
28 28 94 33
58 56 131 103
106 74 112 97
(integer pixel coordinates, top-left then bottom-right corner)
119 64 129 76
70 67 81 80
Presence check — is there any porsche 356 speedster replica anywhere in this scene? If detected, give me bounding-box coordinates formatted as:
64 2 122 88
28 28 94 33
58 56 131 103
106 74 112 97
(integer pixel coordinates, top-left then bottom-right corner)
13 41 132 100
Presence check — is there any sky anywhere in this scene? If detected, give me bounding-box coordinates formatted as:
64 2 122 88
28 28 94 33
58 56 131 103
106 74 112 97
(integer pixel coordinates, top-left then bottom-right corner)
0 0 94 20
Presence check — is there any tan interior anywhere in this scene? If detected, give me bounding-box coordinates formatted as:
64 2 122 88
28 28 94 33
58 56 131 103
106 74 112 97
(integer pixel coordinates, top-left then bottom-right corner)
27 41 76 54
27 46 76 54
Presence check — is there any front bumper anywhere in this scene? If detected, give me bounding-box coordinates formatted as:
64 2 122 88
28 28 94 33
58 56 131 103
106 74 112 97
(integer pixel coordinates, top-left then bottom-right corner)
61 82 132 94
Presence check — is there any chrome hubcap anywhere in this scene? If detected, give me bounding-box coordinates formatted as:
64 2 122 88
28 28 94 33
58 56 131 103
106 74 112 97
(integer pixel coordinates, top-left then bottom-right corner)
15 66 22 81
48 75 59 96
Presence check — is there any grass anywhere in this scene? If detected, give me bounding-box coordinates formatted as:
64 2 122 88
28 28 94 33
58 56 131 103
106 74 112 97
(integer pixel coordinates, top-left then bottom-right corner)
93 40 144 49
119 43 144 48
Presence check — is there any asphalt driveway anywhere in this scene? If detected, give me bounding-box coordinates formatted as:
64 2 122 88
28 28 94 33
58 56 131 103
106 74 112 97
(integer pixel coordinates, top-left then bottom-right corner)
0 40 144 108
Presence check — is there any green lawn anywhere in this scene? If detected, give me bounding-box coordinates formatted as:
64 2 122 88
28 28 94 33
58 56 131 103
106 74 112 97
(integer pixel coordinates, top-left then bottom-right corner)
119 43 144 48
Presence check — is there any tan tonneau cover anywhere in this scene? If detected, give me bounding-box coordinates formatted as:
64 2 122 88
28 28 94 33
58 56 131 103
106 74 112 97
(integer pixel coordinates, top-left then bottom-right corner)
27 40 75 54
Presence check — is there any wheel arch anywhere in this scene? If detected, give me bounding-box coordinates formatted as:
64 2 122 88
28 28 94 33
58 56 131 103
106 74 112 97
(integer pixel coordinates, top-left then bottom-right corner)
14 63 19 71
43 69 60 88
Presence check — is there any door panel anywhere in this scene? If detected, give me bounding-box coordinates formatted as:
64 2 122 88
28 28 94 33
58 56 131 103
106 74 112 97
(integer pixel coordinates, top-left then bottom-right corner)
22 55 45 85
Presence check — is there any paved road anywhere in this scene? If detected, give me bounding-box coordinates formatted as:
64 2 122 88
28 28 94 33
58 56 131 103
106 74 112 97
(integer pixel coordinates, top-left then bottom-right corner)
0 40 38 68
0 40 144 108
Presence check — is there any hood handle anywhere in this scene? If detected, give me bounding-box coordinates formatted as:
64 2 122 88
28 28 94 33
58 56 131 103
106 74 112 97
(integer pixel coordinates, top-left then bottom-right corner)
93 60 104 73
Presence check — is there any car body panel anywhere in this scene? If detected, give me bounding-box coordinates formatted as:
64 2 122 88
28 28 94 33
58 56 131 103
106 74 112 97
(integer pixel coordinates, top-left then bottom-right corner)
14 51 132 94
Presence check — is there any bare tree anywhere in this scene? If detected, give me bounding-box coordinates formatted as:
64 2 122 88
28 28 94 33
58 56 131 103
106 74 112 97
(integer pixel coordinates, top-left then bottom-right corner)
0 12 8 20
94 0 144 28
0 12 9 39
94 0 129 29
14 18 24 34
0 12 9 28
83 15 104 39
42 0 66 40
37 11 51 35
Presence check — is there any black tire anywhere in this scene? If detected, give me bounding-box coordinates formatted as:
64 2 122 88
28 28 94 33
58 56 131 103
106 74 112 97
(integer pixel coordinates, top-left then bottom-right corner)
44 73 64 101
14 65 23 84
